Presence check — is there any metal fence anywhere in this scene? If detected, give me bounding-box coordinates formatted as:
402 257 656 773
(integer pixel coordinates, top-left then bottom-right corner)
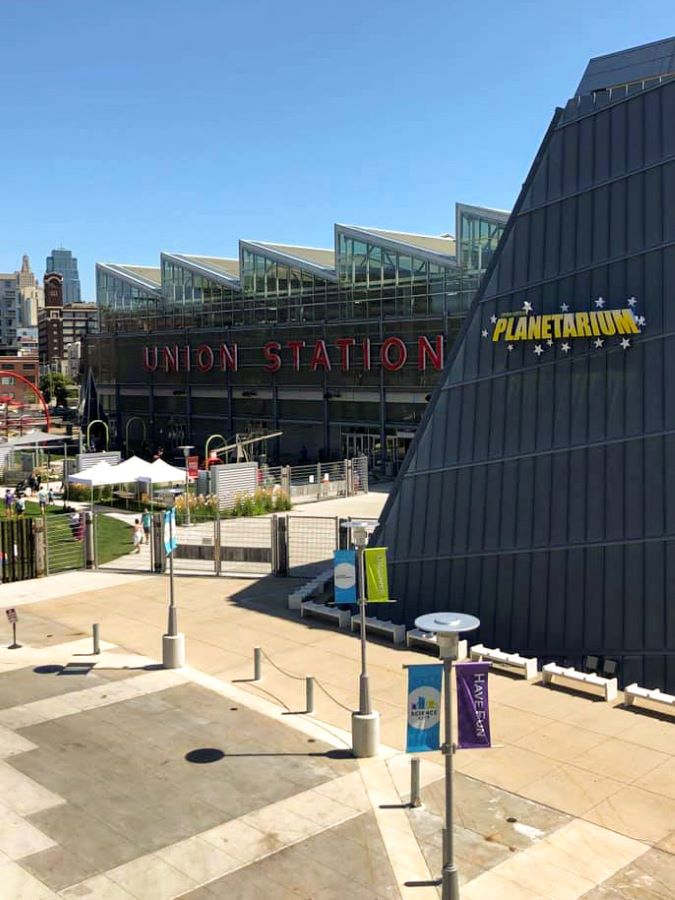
287 516 340 576
45 512 85 574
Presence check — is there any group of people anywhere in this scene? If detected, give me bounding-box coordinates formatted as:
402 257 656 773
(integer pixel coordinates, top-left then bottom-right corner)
3 483 54 517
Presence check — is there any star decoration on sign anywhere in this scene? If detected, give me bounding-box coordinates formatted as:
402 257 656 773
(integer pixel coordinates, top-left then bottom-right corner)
490 314 497 324
561 343 570 353
594 338 604 349
533 344 544 356
595 297 605 308
546 339 553 347
507 344 514 352
481 329 488 338
627 297 637 307
522 301 533 313
636 315 646 327
560 302 569 312
620 338 631 350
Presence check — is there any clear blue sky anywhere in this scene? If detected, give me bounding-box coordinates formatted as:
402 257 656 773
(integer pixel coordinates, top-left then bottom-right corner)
1 1 672 298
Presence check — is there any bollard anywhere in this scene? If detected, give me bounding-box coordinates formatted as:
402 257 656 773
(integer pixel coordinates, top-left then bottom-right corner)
410 756 422 808
254 647 262 682
305 676 315 714
92 623 101 655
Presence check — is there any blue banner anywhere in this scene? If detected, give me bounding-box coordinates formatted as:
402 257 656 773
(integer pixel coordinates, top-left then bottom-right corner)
406 664 443 753
163 508 177 555
333 549 357 604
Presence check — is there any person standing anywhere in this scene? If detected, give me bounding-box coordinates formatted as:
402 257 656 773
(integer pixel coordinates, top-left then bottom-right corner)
141 508 152 544
132 518 143 554
38 487 47 514
4 489 12 517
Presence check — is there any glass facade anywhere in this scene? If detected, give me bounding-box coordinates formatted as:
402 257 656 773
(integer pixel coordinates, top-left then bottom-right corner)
90 205 508 468
457 206 508 272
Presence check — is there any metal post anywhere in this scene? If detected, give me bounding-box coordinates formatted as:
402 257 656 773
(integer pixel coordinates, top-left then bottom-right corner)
442 637 459 900
184 466 191 527
254 646 262 681
410 757 422 808
92 623 100 655
357 544 371 715
9 622 21 649
305 676 314 714
167 547 177 636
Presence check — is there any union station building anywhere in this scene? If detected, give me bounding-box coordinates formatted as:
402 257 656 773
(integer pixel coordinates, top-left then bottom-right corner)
87 204 507 469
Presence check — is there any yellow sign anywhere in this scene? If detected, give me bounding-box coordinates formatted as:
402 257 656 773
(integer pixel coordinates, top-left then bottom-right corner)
364 548 389 603
491 308 639 343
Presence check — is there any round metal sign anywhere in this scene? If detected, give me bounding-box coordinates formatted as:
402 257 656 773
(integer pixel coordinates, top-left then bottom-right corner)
415 612 480 634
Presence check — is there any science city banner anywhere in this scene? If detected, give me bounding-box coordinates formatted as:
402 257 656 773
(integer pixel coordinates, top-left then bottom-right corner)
364 547 389 602
406 664 443 753
455 661 491 750
163 508 178 556
333 550 357 604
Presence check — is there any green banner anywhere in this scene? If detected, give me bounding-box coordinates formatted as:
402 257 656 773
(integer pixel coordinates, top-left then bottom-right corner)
364 547 389 602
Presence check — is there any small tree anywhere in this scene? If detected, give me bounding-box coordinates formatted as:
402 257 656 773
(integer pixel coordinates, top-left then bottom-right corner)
40 372 73 406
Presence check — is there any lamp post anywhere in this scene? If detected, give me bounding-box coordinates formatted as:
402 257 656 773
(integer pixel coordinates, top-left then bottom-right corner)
342 520 380 757
162 497 185 668
415 612 480 900
178 444 194 527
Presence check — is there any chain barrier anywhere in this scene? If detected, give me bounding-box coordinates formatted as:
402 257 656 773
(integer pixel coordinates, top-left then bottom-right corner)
256 647 353 714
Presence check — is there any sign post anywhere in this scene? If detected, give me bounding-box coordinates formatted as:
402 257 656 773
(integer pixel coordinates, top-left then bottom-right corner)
414 612 480 900
162 506 185 668
6 608 21 649
178 445 195 527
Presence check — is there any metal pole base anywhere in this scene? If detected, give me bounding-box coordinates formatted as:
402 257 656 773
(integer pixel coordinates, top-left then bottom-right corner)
8 643 22 650
167 606 178 637
162 633 186 669
442 863 460 900
351 710 380 757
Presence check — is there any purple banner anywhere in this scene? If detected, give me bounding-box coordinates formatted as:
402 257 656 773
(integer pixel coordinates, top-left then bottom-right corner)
456 661 491 750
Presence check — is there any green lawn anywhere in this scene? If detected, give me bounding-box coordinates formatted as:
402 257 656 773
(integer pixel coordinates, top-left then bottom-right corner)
22 501 134 572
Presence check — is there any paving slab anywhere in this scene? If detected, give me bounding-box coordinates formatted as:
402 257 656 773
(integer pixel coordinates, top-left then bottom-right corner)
580 846 675 898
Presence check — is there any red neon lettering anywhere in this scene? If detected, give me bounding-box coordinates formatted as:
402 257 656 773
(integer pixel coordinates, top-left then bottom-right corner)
263 341 282 373
381 336 407 371
418 335 444 371
335 337 355 372
362 338 371 371
219 343 238 371
196 344 214 372
143 347 158 372
309 339 332 372
162 345 179 372
182 345 191 371
286 340 306 371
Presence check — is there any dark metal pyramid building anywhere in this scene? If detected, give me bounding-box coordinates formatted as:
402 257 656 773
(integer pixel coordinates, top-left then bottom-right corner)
375 38 675 691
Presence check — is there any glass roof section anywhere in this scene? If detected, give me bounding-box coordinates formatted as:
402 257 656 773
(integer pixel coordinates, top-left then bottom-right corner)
348 226 457 257
97 263 162 293
240 241 337 281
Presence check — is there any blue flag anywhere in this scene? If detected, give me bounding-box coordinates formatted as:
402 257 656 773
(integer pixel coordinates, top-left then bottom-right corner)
333 549 357 604
406 664 443 753
163 508 177 555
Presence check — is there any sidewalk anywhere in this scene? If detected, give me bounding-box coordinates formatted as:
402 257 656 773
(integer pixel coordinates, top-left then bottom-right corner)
0 567 672 897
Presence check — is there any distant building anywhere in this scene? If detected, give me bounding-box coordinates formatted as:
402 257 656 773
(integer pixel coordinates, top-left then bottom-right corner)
39 272 96 374
65 339 82 381
39 273 64 365
16 255 43 327
45 247 81 304
0 272 20 349
0 353 39 405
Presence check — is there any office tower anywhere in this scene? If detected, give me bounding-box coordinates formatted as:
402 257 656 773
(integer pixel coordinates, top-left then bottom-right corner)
46 247 81 304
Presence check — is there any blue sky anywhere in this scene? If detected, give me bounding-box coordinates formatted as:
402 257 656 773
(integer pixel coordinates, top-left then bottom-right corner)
0 1 672 298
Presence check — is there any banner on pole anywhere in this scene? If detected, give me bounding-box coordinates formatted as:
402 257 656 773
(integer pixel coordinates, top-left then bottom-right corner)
456 661 491 750
364 547 389 602
333 550 357 604
406 664 443 753
163 508 178 555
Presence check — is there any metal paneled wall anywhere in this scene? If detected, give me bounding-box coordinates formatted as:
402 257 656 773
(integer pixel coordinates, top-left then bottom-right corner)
377 77 675 691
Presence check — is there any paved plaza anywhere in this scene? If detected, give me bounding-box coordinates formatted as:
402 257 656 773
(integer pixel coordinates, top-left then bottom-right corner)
0 529 674 896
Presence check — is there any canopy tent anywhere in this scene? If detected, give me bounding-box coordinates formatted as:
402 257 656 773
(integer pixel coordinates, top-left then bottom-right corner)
148 458 187 484
67 461 118 486
105 455 155 483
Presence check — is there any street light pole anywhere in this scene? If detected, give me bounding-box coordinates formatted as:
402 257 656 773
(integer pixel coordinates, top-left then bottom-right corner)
415 612 480 900
342 520 380 758
178 444 194 527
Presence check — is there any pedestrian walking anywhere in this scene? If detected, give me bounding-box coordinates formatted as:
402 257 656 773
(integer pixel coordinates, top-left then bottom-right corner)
15 495 25 516
132 518 143 554
141 508 152 544
4 489 12 517
38 487 47 514
48 488 54 505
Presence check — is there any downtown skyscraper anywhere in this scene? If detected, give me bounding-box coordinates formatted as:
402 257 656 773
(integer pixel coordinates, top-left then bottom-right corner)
46 247 81 304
